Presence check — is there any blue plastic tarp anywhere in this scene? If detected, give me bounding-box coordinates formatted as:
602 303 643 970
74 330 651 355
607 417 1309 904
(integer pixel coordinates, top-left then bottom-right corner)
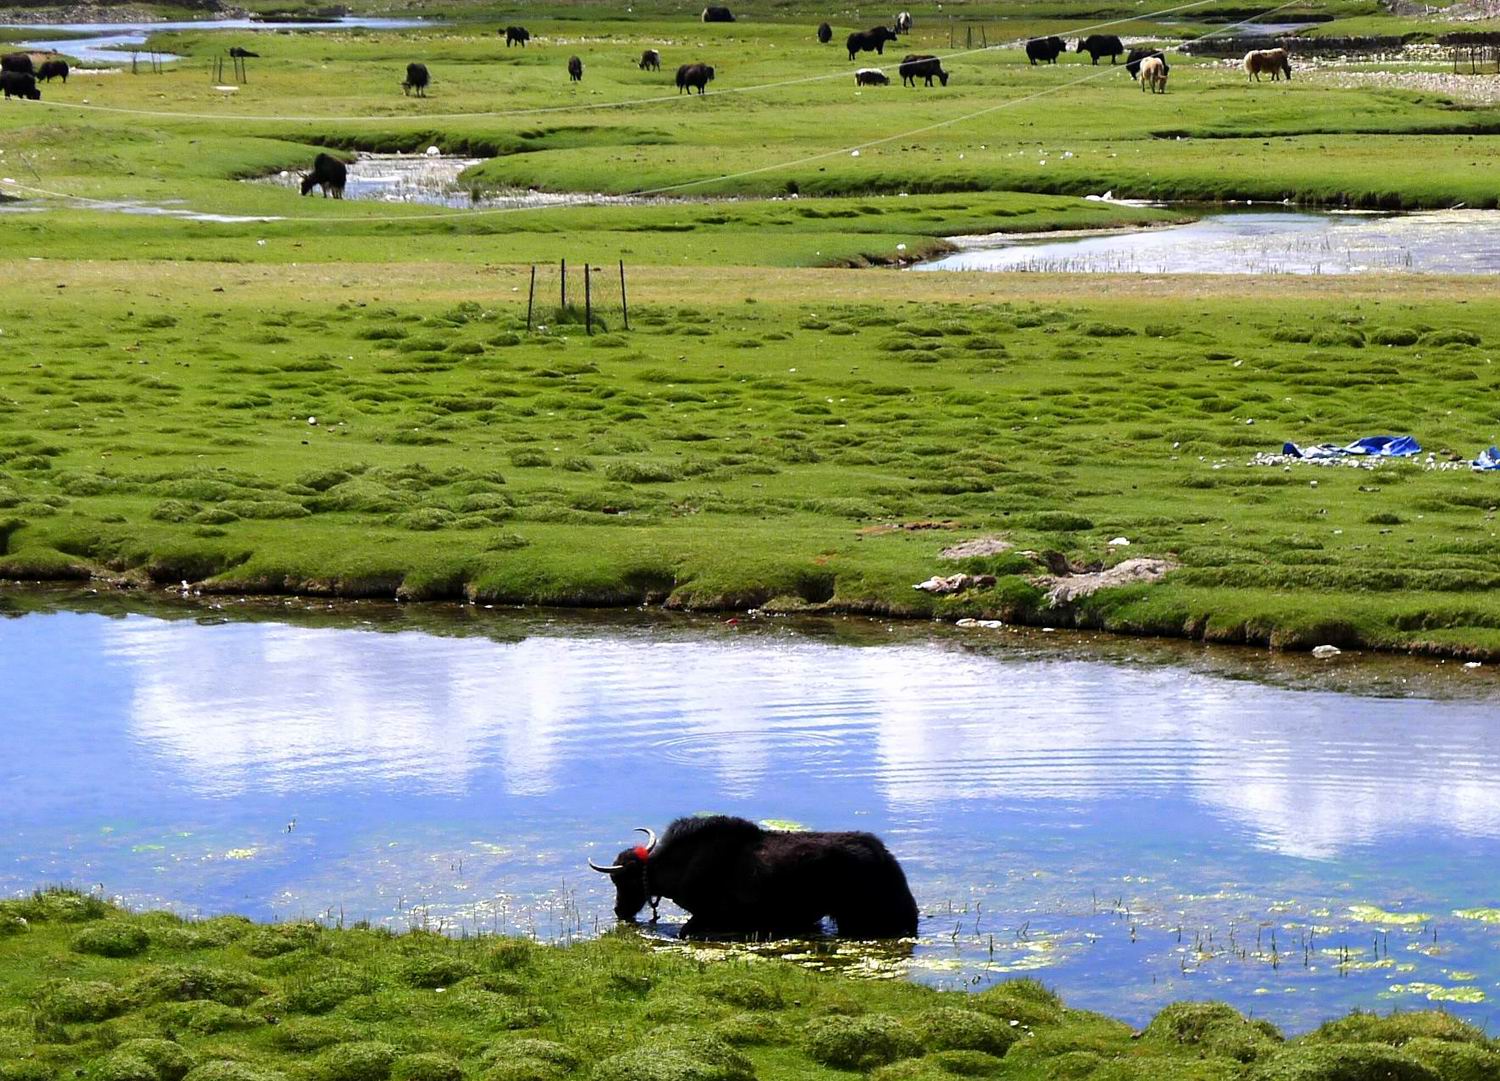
1472 447 1500 472
1283 435 1421 460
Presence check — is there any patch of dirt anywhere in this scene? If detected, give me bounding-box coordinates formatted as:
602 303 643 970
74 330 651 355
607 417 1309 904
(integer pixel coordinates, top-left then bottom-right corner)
860 520 963 535
939 535 1012 559
1040 558 1177 607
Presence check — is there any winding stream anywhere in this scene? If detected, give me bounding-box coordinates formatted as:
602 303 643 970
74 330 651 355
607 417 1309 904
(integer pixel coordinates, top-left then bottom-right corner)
0 17 428 64
917 208 1500 275
3 595 1497 1031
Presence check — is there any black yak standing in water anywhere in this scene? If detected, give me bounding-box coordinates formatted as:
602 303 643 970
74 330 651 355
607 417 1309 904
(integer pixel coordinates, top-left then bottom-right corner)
588 815 919 938
300 153 347 198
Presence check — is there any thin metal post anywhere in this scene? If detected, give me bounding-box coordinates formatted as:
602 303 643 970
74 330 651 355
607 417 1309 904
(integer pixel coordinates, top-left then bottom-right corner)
584 264 593 335
526 265 536 330
560 258 567 309
618 260 629 331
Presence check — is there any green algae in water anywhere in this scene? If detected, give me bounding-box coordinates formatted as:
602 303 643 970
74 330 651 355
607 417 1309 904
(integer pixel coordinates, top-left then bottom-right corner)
1452 907 1500 923
1346 905 1432 927
1385 983 1486 1004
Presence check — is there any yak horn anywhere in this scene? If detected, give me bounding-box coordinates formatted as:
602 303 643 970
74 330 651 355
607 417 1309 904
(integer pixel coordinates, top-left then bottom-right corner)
587 858 622 873
634 826 658 853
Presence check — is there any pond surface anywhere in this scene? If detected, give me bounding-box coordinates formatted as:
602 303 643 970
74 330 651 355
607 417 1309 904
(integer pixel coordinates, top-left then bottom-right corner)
3 599 1498 1032
917 209 1500 275
1 17 428 64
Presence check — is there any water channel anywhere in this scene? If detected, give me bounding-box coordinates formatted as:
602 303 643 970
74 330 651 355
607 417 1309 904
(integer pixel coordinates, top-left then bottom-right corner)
3 592 1497 1032
0 17 429 65
917 208 1500 275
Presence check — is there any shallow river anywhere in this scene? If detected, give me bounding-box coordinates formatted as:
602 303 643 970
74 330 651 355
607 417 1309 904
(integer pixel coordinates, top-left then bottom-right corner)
1 17 428 64
918 209 1500 275
3 598 1498 1031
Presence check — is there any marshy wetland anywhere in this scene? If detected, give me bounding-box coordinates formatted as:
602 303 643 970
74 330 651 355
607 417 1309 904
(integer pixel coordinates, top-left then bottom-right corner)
5 0 1500 1073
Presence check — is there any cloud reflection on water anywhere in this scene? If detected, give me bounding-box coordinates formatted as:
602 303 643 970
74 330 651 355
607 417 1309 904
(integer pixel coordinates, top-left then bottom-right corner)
105 618 1500 861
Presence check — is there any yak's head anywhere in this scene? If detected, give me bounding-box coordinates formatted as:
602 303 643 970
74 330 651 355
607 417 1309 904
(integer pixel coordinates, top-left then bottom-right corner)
588 826 658 921
299 173 317 196
1281 59 1292 79
937 70 949 85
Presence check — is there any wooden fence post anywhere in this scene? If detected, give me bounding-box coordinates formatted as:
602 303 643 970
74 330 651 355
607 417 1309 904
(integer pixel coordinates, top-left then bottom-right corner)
619 260 629 331
584 264 593 335
526 265 536 331
560 258 567 309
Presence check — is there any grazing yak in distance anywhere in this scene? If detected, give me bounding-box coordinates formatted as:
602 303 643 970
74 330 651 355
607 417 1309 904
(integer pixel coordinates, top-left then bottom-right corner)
503 26 530 47
847 25 899 62
300 153 347 198
1125 47 1169 80
1244 47 1292 81
228 46 258 58
401 62 429 96
817 21 833 44
1025 36 1066 65
1 70 39 99
640 49 661 70
568 55 584 82
855 67 889 86
899 54 948 86
702 6 735 22
589 816 920 939
1139 54 1168 93
895 10 912 32
1075 34 1123 64
676 62 714 93
37 58 67 82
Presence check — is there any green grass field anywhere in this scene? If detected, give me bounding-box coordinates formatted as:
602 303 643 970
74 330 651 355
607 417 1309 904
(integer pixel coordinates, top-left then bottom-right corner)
2 889 1498 1081
4 0 1500 657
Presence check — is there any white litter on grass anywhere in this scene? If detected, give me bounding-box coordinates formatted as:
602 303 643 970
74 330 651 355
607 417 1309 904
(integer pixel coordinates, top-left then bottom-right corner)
1464 661 1483 669
1312 644 1342 659
1107 537 1130 547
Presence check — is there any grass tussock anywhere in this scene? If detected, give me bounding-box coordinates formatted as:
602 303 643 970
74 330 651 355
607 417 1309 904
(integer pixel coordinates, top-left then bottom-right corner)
1 891 1496 1081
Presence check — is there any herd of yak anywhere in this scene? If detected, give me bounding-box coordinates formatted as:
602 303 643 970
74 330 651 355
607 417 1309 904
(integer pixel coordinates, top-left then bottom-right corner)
389 11 1295 106
0 51 67 101
1 7 1299 108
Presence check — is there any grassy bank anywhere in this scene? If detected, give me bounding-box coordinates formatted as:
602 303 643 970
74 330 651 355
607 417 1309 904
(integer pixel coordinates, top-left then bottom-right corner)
5 2 1500 655
5 268 1500 656
1 889 1497 1081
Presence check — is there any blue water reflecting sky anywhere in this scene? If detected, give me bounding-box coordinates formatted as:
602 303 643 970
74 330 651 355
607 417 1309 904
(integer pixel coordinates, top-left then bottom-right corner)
3 610 1498 1030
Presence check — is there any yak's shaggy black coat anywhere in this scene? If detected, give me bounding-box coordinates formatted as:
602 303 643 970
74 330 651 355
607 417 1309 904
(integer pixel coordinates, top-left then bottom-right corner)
597 815 919 939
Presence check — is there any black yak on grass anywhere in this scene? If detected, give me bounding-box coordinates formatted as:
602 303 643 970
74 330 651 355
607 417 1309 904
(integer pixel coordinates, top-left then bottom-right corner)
402 62 429 96
37 58 68 82
847 25 899 62
588 816 920 939
504 26 530 47
676 62 714 93
1025 36 1065 65
1 71 39 99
